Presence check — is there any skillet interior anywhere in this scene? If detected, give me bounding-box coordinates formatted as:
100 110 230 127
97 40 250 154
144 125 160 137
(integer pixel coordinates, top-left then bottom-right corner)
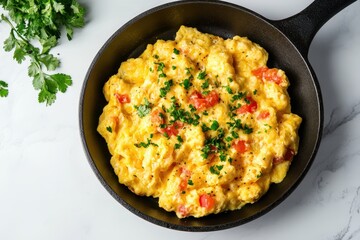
80 1 323 231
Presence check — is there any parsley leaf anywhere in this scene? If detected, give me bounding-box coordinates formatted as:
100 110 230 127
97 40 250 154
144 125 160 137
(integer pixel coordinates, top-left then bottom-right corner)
197 70 207 80
173 48 180 55
180 78 193 90
0 80 9 97
106 126 112 133
160 79 173 98
134 98 152 118
210 165 223 175
134 134 158 148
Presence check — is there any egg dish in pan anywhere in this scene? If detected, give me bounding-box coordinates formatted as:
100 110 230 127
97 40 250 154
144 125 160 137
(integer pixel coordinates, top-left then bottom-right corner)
97 26 302 218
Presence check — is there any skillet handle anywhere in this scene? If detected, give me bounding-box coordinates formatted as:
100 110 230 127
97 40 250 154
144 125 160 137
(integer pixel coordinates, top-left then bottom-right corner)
272 0 357 57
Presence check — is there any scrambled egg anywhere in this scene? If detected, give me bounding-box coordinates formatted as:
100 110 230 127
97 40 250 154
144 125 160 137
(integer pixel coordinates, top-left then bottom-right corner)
98 26 302 218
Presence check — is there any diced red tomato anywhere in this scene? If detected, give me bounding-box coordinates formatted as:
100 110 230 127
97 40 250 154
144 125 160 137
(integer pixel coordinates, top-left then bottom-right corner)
158 121 184 137
115 93 131 103
273 148 295 165
257 110 270 120
232 140 248 153
252 66 283 85
199 194 215 210
189 90 219 110
179 167 191 191
179 179 188 191
237 97 257 114
178 205 189 217
284 148 295 161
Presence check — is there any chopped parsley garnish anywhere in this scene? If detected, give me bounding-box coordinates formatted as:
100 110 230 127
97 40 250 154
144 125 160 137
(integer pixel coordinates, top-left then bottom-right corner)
201 79 209 89
189 104 196 112
134 134 158 148
210 120 219 130
166 99 200 126
201 128 227 159
201 123 211 132
253 89 258 95
106 126 112 133
197 70 207 80
225 85 233 94
228 77 233 82
187 179 194 185
155 62 165 72
177 135 184 143
134 98 152 118
231 91 246 102
185 67 193 75
153 54 159 59
219 153 227 162
175 135 183 149
203 111 209 116
159 72 167 78
160 79 173 98
180 78 193 90
210 165 223 175
227 118 253 134
231 131 239 138
244 97 251 104
173 48 180 55
172 65 177 70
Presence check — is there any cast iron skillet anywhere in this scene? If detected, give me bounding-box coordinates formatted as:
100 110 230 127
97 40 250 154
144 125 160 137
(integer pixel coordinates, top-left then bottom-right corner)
80 0 357 231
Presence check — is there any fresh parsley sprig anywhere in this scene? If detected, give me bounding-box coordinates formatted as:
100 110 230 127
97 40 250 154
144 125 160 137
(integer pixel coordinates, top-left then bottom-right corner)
0 0 85 105
0 80 9 97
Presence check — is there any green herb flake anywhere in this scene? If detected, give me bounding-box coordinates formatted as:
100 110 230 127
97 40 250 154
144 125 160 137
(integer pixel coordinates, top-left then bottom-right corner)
160 79 173 98
201 123 211 132
187 179 194 185
210 120 219 131
228 77 233 82
231 92 246 102
201 79 210 89
159 72 167 78
180 78 192 90
106 126 112 133
219 153 227 162
225 86 233 94
253 89 258 95
197 70 207 80
210 165 223 175
172 65 177 70
155 62 165 72
185 67 193 75
134 134 158 148
189 104 196 112
173 48 180 55
177 135 184 143
231 131 239 139
134 98 152 118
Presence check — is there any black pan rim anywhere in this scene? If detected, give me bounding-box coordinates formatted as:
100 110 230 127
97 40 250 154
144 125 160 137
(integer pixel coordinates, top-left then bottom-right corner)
79 0 324 232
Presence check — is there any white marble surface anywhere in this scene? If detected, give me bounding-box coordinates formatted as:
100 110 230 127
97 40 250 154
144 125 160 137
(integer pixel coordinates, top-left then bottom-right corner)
1 0 360 239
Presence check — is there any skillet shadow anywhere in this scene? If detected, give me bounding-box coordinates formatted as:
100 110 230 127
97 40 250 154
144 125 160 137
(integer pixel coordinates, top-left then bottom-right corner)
228 29 347 232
